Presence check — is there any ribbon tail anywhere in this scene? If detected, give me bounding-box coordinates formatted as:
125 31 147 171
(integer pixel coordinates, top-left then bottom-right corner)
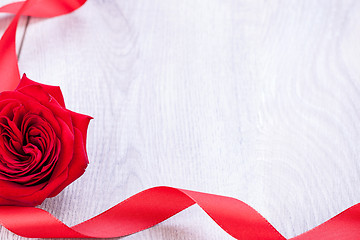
0 186 285 239
289 203 360 240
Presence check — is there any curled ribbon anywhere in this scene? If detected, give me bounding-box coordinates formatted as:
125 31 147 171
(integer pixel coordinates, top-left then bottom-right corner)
0 186 360 239
0 0 360 239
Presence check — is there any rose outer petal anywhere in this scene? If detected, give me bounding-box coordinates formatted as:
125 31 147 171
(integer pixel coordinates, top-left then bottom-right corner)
0 179 46 198
49 127 88 197
0 166 68 206
16 74 66 107
49 117 74 180
17 84 73 132
69 110 92 148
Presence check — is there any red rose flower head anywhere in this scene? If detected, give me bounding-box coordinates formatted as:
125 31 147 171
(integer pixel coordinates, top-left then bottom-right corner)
0 74 91 206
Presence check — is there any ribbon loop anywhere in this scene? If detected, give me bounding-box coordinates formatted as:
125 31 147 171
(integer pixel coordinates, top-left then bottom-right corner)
0 0 86 92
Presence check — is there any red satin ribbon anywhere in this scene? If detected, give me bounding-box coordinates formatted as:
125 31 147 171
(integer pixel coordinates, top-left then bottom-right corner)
1 1 360 239
0 186 360 239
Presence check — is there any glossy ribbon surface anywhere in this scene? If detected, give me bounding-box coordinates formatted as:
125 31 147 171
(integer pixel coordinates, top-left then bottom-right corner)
1 0 360 239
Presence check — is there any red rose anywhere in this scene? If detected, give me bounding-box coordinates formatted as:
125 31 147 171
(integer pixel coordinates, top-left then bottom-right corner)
0 74 91 206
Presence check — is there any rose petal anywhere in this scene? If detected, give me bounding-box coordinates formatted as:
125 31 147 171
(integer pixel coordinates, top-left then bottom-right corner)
17 84 73 131
49 117 74 179
17 74 66 107
0 179 45 198
17 84 51 104
0 91 62 135
49 128 88 197
69 110 92 147
0 168 68 206
0 100 20 118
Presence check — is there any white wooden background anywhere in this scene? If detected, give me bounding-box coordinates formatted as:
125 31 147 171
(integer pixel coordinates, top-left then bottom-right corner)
1 0 360 239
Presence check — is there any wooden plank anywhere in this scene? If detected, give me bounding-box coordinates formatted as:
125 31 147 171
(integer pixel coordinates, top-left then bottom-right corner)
1 0 360 239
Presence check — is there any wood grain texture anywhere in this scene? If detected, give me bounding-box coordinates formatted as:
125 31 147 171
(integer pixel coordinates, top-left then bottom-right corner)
1 0 360 239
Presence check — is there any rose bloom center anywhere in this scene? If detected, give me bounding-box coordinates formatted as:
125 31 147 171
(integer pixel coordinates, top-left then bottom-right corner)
0 104 60 186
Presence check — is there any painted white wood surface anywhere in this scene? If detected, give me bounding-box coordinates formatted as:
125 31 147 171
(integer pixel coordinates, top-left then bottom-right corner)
1 0 360 239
